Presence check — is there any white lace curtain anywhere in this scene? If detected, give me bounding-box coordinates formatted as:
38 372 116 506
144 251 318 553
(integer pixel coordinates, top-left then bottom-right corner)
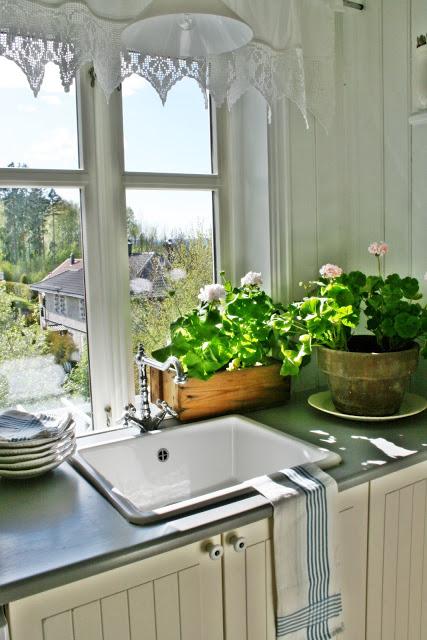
0 0 343 129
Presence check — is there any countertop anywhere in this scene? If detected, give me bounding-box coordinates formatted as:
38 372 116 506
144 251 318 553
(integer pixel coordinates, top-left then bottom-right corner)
1 395 427 605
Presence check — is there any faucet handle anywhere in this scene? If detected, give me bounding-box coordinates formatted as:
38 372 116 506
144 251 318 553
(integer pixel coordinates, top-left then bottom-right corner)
156 400 178 419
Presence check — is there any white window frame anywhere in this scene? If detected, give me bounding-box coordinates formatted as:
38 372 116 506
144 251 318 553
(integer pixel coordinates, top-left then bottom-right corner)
0 63 231 432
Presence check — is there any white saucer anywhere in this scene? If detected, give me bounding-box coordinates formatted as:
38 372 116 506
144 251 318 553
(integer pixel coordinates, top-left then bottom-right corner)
308 391 427 422
0 442 76 478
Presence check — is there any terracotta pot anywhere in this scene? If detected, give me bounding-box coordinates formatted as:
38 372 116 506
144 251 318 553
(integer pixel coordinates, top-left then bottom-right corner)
317 336 419 417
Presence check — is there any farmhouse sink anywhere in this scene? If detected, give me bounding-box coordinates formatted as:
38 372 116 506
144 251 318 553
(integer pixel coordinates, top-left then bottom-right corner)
70 415 341 525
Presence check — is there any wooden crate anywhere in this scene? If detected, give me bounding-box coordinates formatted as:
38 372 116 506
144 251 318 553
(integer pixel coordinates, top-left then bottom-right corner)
149 363 290 423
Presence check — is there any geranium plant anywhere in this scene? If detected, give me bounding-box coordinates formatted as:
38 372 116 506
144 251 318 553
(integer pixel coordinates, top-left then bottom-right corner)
271 242 427 376
152 271 283 380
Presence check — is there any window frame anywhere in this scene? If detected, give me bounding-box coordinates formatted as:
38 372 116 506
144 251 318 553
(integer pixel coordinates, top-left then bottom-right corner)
0 63 230 432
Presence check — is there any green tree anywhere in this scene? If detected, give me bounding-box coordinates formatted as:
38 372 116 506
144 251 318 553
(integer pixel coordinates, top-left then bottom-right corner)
63 344 90 400
0 284 45 362
126 207 142 249
130 230 214 359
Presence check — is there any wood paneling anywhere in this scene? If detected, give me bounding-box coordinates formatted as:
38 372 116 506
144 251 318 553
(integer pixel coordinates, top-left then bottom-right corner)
367 461 427 639
8 536 224 640
287 0 427 394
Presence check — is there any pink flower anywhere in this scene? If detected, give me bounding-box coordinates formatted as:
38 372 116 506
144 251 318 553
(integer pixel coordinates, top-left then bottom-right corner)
319 264 343 279
198 283 226 303
368 241 389 256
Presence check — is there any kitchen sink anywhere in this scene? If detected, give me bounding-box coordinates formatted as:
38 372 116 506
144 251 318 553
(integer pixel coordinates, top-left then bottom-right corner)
70 415 341 524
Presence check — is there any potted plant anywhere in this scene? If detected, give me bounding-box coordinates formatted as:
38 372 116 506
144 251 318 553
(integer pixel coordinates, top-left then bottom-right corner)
150 271 290 421
270 243 427 417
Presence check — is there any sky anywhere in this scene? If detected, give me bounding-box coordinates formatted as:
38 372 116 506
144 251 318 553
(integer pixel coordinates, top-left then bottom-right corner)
0 58 213 238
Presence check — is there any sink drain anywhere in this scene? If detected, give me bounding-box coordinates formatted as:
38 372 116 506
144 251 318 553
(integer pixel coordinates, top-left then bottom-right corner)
157 448 169 462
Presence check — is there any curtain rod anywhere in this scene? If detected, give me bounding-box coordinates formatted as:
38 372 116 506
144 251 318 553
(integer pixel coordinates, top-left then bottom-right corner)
343 1 364 9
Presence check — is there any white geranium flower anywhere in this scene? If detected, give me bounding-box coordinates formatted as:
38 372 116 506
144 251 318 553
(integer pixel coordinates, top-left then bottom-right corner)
240 271 263 287
198 283 226 303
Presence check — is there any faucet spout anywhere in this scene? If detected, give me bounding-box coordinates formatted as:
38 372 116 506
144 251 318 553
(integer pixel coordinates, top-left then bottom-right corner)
136 348 187 385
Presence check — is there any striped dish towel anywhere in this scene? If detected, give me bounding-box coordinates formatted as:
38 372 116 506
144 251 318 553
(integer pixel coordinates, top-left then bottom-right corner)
252 464 344 640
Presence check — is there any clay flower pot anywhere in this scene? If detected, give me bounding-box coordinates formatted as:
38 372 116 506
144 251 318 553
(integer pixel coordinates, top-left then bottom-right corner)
317 336 419 417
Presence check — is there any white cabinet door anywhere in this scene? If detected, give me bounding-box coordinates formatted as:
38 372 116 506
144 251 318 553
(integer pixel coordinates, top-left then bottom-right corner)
337 483 369 640
222 486 369 640
366 460 427 640
8 535 224 640
222 518 275 640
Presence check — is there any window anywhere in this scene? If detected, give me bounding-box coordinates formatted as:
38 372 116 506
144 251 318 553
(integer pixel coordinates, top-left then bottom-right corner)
122 77 212 174
122 75 218 398
0 185 91 433
0 61 224 432
126 189 215 366
0 59 79 169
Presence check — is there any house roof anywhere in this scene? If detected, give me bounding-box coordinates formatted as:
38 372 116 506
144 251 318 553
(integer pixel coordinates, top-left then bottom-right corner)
31 268 85 298
31 252 170 300
48 257 83 278
129 252 155 280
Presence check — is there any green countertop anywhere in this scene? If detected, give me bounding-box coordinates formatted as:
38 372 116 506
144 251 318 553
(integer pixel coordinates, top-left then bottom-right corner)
1 395 426 605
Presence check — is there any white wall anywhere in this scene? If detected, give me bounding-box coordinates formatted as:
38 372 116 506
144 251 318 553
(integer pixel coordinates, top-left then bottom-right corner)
341 0 427 392
230 1 427 394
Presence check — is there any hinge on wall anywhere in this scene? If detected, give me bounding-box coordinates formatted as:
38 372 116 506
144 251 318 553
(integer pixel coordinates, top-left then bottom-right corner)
89 66 96 88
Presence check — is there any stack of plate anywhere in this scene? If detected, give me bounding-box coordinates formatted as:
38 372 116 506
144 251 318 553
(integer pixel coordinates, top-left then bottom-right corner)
0 410 76 479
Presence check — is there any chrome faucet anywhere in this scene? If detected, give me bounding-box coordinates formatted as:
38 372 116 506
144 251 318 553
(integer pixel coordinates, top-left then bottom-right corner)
121 344 186 432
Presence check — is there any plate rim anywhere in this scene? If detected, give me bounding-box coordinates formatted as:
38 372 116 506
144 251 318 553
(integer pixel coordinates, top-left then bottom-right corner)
0 433 75 458
308 391 427 422
0 439 76 470
0 442 76 477
0 423 74 449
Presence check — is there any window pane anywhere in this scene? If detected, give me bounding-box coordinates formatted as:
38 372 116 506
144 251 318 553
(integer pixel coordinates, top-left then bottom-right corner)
0 187 91 433
0 59 79 169
126 189 214 391
122 77 212 174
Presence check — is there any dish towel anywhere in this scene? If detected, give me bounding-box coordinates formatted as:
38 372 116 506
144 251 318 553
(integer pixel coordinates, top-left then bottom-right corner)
252 464 344 640
0 410 72 442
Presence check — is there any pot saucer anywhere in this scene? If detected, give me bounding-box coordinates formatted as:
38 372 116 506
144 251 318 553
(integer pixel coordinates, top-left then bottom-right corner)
308 391 427 422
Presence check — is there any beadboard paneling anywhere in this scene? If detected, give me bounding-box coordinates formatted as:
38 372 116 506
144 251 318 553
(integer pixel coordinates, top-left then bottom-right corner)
287 0 427 394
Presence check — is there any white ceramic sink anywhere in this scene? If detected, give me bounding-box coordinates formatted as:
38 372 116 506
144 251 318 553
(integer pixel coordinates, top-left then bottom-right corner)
70 415 341 524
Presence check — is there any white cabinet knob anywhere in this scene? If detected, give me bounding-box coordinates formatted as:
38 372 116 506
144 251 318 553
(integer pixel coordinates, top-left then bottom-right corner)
206 543 224 560
230 536 246 553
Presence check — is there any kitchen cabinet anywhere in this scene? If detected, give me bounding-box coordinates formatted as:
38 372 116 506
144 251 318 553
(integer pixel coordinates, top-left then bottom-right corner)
7 536 224 640
366 460 427 640
7 484 369 640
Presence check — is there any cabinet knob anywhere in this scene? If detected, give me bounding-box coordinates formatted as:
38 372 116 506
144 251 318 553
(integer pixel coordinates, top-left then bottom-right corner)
206 543 224 560
230 536 246 553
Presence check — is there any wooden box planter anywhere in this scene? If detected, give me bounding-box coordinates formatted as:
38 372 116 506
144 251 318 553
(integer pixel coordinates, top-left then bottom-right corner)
149 363 290 423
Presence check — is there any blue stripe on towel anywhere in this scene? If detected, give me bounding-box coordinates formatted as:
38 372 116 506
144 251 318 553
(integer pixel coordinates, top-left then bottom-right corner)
277 466 342 639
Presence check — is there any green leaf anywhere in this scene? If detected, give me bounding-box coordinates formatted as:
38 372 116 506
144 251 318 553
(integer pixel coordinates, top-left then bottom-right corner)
394 312 421 339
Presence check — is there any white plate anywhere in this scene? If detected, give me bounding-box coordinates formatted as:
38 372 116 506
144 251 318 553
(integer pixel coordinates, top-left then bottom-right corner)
0 438 75 469
0 422 74 449
308 391 427 422
0 433 75 462
0 443 76 478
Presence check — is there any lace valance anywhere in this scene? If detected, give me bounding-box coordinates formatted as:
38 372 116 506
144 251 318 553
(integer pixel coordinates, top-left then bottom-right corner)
0 0 342 129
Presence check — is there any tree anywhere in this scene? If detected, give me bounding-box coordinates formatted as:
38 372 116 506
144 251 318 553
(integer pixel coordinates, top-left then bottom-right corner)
126 207 142 249
0 187 81 283
130 230 214 358
0 284 46 362
63 344 90 400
